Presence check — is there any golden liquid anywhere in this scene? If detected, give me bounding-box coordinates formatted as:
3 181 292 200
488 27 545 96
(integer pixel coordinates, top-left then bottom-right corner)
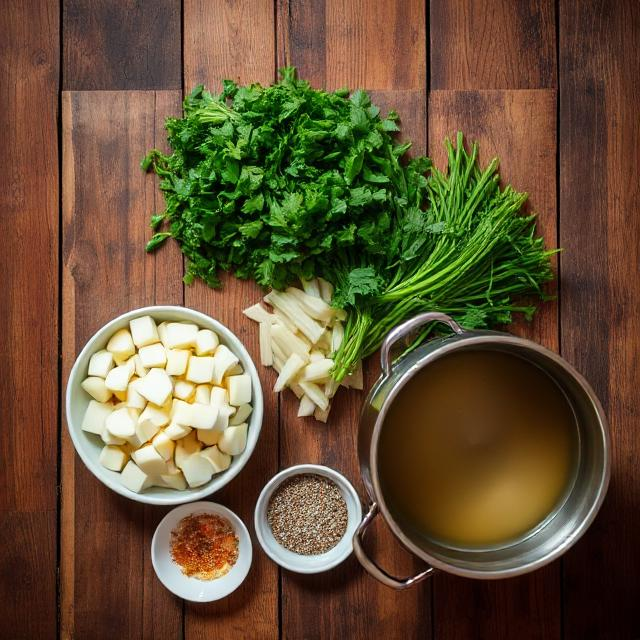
378 349 577 548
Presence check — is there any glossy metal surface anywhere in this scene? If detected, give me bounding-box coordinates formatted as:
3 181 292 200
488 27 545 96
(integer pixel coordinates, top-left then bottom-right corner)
355 312 610 585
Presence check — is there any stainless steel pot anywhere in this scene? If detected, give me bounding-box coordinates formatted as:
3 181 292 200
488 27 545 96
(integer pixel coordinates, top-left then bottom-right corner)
354 312 610 588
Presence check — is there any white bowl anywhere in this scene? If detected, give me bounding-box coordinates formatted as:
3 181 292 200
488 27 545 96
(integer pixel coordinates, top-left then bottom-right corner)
151 501 252 602
254 464 362 573
65 305 263 505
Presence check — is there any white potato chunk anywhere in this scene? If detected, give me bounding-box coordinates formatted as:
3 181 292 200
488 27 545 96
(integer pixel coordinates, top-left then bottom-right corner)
99 445 128 472
88 349 114 378
197 429 221 446
175 431 202 468
227 374 252 406
209 386 229 407
125 378 147 410
299 381 329 411
104 360 134 392
100 428 126 446
186 355 215 384
200 446 231 473
164 422 192 440
194 384 212 404
152 430 176 461
131 354 148 378
230 403 252 426
274 353 306 392
218 423 248 456
105 407 138 439
165 349 190 376
138 343 167 369
132 445 169 476
81 400 113 435
179 403 219 430
136 368 173 406
112 389 127 402
195 329 219 356
297 395 316 417
213 405 234 431
81 377 112 403
171 400 194 426
173 379 195 401
157 321 170 347
180 454 214 488
134 418 160 447
120 461 153 493
139 404 170 428
212 345 239 385
157 471 187 491
129 315 159 348
165 322 199 349
106 328 136 361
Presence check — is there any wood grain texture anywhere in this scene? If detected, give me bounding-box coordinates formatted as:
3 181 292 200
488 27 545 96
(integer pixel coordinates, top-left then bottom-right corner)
277 3 431 638
430 0 556 89
0 2 59 638
560 1 640 637
63 0 182 90
183 2 279 638
429 89 560 640
279 0 425 90
61 90 184 640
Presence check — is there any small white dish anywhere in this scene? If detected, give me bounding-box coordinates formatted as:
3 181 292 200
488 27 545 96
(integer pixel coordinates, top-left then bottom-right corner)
152 501 252 602
65 305 263 505
254 464 362 574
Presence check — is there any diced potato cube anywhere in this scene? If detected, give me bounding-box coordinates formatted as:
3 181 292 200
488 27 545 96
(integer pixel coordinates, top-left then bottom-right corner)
165 349 190 376
132 354 148 378
105 407 138 439
100 428 126 446
106 328 136 361
175 431 202 468
120 461 152 493
274 353 306 393
136 368 172 406
218 423 248 456
165 322 199 349
113 389 127 402
186 356 215 384
157 471 187 491
104 360 134 392
194 384 212 404
226 363 243 376
132 445 169 476
212 345 239 385
81 377 112 403
227 374 252 406
197 429 221 446
297 395 316 417
213 405 234 431
99 445 128 472
139 404 170 428
180 454 214 488
195 329 219 356
81 400 113 435
230 403 252 426
125 378 147 410
164 422 192 440
129 315 160 348
187 403 219 430
173 379 195 401
157 321 170 347
134 418 160 446
210 386 229 407
88 349 114 378
138 343 167 369
200 446 231 473
152 431 175 461
171 400 194 426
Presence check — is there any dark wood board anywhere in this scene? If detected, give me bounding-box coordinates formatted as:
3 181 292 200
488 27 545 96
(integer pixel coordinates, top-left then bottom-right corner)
0 2 59 639
63 0 182 90
559 1 640 637
430 0 556 89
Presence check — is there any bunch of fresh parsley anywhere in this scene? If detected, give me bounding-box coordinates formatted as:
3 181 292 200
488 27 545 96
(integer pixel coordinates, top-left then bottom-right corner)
144 69 555 382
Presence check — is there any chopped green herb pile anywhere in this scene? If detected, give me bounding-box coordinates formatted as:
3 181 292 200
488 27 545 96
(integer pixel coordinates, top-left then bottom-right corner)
144 68 556 382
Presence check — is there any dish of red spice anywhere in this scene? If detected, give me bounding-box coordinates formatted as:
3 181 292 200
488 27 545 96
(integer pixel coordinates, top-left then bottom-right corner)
170 512 239 580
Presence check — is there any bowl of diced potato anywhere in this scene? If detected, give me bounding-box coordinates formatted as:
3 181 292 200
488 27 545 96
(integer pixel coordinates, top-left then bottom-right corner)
65 306 263 505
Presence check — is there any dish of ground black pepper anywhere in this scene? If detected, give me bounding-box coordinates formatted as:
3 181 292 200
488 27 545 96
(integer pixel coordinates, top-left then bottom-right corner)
266 474 349 555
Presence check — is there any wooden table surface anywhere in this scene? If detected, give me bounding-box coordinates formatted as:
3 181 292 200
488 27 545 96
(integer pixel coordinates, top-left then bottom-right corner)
2 1 639 638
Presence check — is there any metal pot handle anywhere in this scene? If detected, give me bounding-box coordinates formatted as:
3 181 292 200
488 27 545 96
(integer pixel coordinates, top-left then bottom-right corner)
380 311 464 377
353 502 435 589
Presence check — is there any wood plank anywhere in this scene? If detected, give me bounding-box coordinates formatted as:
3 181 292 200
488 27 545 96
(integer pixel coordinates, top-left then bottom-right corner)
63 0 181 90
277 2 432 639
559 1 640 637
182 3 280 638
430 0 556 89
61 90 184 640
0 2 59 638
429 89 560 640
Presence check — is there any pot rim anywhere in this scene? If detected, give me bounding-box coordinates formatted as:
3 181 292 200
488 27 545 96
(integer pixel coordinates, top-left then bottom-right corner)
368 331 611 579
